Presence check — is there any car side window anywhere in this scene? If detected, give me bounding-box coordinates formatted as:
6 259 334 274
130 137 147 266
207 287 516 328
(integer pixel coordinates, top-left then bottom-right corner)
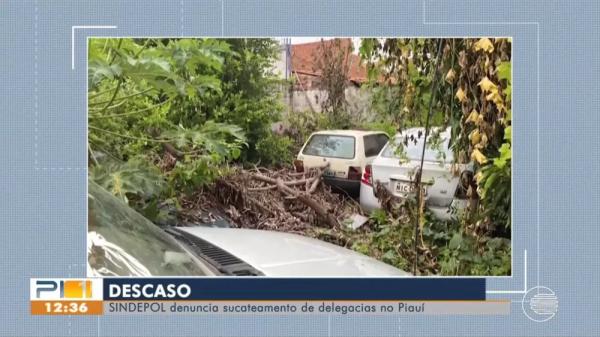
364 134 389 157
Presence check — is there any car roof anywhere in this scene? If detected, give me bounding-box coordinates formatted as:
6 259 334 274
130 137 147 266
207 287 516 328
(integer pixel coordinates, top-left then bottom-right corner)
392 126 451 138
311 129 387 137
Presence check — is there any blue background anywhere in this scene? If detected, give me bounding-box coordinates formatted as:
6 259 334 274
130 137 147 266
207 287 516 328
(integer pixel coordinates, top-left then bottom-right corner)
1 0 599 335
103 278 486 300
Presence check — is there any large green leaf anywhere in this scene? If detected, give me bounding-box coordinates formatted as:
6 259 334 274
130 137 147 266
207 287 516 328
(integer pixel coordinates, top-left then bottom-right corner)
88 60 122 89
161 122 246 159
448 233 463 250
497 61 511 82
89 158 165 204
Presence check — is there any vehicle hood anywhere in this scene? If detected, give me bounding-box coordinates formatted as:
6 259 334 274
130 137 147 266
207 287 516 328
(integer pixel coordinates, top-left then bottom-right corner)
176 227 409 277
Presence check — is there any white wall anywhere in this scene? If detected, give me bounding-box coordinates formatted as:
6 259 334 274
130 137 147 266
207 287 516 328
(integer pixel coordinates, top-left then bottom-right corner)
285 86 374 122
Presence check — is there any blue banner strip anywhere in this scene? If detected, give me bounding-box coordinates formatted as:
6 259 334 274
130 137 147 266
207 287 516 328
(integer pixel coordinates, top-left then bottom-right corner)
104 278 486 301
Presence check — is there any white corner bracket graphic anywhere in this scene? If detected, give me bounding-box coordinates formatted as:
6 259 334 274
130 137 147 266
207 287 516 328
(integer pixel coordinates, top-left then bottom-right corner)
71 25 118 70
486 250 527 295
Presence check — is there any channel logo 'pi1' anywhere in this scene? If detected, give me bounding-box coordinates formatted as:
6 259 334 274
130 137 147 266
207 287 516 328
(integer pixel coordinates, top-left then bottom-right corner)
35 280 93 299
30 278 104 315
30 278 102 301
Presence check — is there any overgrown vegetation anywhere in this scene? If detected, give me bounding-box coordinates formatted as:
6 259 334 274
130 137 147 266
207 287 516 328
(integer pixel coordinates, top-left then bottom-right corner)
88 37 511 276
360 38 512 230
358 38 512 274
88 38 283 214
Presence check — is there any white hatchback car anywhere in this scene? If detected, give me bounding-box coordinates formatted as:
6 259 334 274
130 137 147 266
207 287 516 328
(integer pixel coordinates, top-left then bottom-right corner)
359 127 472 220
296 130 389 196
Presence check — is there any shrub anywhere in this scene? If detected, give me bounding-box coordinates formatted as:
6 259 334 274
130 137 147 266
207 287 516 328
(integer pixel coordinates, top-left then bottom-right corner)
255 133 295 166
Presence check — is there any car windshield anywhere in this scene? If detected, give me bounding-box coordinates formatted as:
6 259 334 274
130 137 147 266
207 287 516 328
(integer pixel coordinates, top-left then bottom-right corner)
302 134 355 159
87 180 209 276
381 129 453 163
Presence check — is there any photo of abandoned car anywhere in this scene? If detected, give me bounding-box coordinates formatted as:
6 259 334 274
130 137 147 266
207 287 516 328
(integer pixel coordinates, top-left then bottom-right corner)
88 37 512 276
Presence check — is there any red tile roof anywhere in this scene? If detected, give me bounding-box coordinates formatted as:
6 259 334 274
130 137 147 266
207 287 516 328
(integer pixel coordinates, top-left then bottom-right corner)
290 38 367 89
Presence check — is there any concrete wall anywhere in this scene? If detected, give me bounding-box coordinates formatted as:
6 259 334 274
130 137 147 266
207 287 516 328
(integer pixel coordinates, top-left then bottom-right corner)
284 86 374 122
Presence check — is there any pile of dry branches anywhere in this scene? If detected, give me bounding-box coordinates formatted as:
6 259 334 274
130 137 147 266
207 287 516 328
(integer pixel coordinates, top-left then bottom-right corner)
180 165 364 237
178 166 437 274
